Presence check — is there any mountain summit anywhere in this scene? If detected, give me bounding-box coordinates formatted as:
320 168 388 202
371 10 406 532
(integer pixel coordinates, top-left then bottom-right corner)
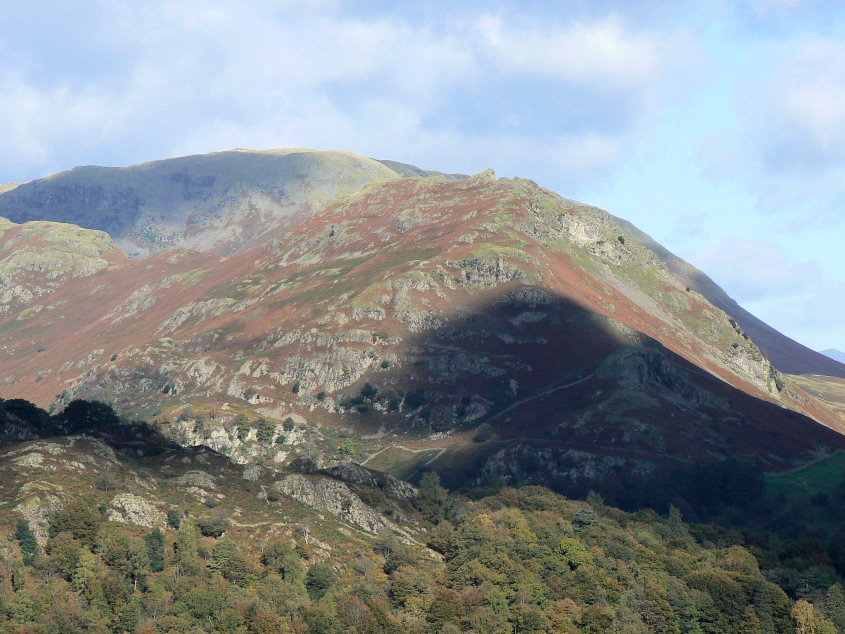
0 149 402 258
0 149 843 491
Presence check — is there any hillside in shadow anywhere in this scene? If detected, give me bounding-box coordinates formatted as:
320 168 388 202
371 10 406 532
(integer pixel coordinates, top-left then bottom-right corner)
337 287 845 502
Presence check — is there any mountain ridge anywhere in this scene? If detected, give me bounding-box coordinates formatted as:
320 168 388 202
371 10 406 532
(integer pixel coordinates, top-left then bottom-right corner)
0 148 402 258
0 150 843 492
617 218 845 379
822 348 845 364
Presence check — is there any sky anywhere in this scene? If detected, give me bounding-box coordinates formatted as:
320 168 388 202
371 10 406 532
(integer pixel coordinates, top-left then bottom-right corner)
1 0 844 353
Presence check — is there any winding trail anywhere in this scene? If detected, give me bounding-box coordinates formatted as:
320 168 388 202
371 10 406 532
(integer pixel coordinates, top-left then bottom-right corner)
484 364 602 426
361 365 602 468
361 444 447 467
766 449 843 477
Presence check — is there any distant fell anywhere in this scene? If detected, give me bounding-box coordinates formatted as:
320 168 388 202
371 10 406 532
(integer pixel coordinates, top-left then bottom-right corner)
0 149 401 258
822 348 845 364
375 158 467 180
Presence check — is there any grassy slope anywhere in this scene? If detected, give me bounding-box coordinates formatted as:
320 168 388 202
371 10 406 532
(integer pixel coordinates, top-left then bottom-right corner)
0 149 402 257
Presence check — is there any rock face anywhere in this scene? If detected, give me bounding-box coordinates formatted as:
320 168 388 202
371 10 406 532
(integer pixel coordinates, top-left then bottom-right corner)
0 218 126 313
325 462 418 501
608 347 712 406
274 473 391 533
15 492 61 547
107 493 164 528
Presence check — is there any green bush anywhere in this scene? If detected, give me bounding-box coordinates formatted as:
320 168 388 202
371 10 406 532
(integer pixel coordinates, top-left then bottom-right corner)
305 562 336 599
405 389 425 409
361 383 378 400
255 418 276 445
416 472 449 524
60 400 120 432
167 508 182 529
15 520 38 566
198 513 229 538
50 499 101 547
144 528 165 572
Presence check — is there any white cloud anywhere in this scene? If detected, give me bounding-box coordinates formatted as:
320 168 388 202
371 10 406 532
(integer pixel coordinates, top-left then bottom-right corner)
473 15 663 90
748 37 845 165
0 1 693 186
697 33 845 234
688 237 845 350
689 238 820 301
0 69 124 178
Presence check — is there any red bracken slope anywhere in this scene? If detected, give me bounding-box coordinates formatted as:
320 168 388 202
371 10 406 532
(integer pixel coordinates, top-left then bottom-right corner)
0 153 843 486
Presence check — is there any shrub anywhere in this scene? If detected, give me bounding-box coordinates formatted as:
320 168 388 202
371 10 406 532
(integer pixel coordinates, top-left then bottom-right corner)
255 418 275 445
50 499 101 547
198 512 229 538
405 389 425 409
305 562 336 599
416 472 449 524
167 508 182 530
144 528 165 572
15 520 38 566
209 541 254 585
61 400 120 432
96 471 117 491
573 508 598 532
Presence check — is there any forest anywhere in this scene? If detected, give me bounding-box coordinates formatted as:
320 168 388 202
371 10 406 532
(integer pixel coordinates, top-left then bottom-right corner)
1 397 844 633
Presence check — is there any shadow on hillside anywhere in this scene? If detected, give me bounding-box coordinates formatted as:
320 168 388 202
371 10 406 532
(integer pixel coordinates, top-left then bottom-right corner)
335 286 845 510
0 397 203 459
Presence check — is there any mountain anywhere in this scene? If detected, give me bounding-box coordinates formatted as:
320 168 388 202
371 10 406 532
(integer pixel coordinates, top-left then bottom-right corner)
823 348 845 364
619 220 845 379
0 150 843 495
0 149 402 258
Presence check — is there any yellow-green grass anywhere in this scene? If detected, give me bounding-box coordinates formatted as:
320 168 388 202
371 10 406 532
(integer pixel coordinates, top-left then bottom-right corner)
766 451 845 501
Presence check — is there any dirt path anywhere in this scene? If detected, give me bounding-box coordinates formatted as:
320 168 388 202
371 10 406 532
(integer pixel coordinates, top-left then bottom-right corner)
361 444 447 467
484 364 602 426
362 366 602 468
766 449 843 477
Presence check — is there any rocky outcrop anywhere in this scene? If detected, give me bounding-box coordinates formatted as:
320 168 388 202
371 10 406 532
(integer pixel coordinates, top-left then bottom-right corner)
274 473 390 533
107 493 164 528
608 347 712 406
446 254 527 289
325 462 418 501
14 487 63 546
476 442 655 487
